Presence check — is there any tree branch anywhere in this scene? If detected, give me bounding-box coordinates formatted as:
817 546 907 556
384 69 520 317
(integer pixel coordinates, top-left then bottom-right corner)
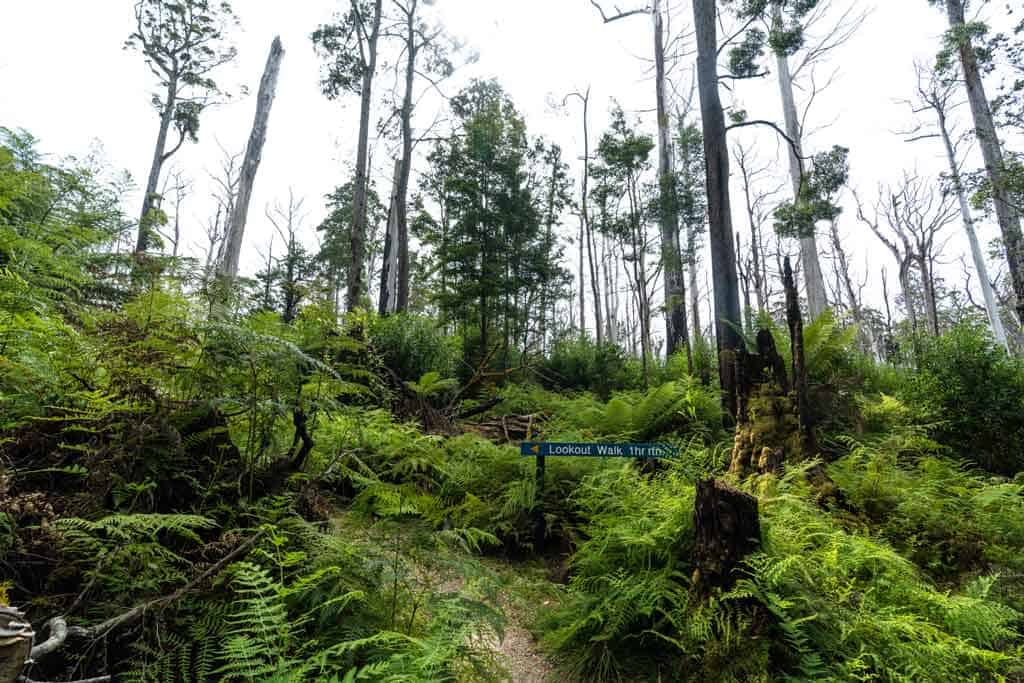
28 532 263 665
590 0 649 23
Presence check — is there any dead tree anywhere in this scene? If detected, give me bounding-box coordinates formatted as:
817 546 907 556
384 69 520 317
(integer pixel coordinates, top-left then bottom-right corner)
785 257 816 458
564 87 604 345
733 141 785 315
692 478 760 592
156 168 190 258
826 218 873 354
856 176 957 338
903 60 1009 350
265 191 309 323
220 36 284 279
728 258 814 477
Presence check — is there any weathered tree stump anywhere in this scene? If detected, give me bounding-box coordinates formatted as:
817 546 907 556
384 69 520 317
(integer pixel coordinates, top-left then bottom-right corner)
728 257 819 478
692 478 761 591
728 327 803 477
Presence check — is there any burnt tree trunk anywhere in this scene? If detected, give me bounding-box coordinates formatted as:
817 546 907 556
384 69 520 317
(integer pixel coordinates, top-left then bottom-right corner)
728 257 821 477
693 478 760 591
784 256 817 457
728 329 795 477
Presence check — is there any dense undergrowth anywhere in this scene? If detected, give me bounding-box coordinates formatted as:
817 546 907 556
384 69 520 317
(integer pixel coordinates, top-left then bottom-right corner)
5 128 1024 682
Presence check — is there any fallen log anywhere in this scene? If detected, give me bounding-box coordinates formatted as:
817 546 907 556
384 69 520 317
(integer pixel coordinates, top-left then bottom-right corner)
465 414 543 444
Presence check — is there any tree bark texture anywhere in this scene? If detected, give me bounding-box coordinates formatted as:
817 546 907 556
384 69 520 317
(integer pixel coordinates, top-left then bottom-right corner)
220 36 284 278
693 0 742 414
347 0 383 311
137 76 178 253
379 159 402 315
785 256 817 458
773 6 827 320
653 0 689 358
693 478 760 591
0 606 32 683
945 0 1024 327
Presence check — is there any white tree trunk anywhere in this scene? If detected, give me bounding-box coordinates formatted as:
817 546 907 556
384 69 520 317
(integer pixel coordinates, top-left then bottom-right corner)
945 0 1024 328
773 8 827 319
936 108 1009 349
220 37 284 278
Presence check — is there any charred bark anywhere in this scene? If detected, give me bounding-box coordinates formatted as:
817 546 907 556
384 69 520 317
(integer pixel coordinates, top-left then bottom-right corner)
692 478 760 592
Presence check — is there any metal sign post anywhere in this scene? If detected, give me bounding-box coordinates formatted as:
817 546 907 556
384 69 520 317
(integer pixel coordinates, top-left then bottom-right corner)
521 441 679 549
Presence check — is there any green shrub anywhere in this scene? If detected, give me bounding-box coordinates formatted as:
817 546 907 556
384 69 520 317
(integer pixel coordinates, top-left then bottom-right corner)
540 337 640 398
369 313 458 381
830 427 1024 586
904 323 1024 474
567 379 723 442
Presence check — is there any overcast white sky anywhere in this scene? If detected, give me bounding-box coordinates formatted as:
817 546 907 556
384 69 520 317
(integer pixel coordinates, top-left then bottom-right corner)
0 0 1012 334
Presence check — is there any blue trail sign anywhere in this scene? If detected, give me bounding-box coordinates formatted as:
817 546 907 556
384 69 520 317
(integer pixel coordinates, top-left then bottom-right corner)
520 442 679 459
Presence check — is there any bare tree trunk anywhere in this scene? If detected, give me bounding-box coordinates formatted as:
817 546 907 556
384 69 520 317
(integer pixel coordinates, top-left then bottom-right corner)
881 266 894 357
736 231 753 331
918 255 940 336
898 259 919 340
828 219 872 352
689 245 702 351
773 7 827 319
579 210 586 335
935 102 1009 349
750 218 766 314
944 0 1024 327
395 1 418 312
604 235 617 344
379 159 401 315
347 0 383 311
137 76 178 253
577 88 605 345
220 37 284 278
653 0 688 357
693 0 742 414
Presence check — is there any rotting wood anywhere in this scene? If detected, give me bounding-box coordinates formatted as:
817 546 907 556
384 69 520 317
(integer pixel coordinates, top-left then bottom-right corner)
692 478 760 592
